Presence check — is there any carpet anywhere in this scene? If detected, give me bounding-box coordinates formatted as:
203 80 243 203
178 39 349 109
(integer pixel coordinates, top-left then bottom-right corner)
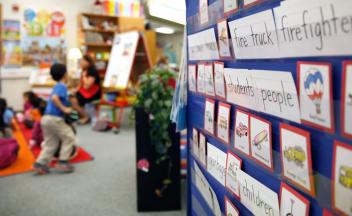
0 122 93 177
18 123 94 165
0 122 35 177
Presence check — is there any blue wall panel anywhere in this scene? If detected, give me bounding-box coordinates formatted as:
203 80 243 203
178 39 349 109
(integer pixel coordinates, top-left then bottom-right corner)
186 0 352 215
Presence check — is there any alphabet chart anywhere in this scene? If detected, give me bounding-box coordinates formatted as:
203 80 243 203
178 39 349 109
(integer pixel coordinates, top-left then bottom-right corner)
186 0 352 216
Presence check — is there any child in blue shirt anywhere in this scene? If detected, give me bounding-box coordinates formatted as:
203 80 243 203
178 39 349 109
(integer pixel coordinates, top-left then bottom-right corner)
33 64 76 174
0 98 14 138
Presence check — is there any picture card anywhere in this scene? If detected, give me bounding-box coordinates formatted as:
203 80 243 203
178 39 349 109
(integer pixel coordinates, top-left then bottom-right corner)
188 65 197 92
192 128 199 158
207 142 227 186
238 170 280 216
250 115 273 171
224 196 239 216
199 0 209 26
197 63 206 94
280 182 310 216
217 19 232 58
194 161 222 216
199 132 207 168
280 123 315 196
225 151 242 198
214 62 226 99
234 109 250 155
205 63 215 97
298 61 334 132
204 98 215 134
188 28 220 61
341 61 352 138
224 0 238 16
217 102 231 144
332 140 352 216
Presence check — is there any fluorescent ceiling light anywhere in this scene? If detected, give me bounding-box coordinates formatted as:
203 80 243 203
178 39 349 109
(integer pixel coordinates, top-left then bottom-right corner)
155 27 175 34
148 0 186 25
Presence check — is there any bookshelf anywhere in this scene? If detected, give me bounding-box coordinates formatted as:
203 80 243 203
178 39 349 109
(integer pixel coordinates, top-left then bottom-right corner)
78 13 145 77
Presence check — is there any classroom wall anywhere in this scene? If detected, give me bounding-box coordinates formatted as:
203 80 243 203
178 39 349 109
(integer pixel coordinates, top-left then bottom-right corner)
0 0 94 110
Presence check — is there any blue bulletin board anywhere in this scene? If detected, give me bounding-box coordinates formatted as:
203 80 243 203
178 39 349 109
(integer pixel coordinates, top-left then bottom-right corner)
186 0 352 215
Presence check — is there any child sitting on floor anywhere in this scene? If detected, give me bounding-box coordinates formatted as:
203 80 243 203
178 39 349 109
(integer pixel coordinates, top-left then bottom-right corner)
0 98 14 138
33 64 76 174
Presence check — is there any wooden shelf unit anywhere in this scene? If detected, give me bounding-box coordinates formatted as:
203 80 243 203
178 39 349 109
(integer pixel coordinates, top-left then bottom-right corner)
78 12 145 77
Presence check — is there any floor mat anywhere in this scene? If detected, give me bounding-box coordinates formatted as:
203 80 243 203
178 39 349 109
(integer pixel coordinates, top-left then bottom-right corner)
19 123 94 165
0 122 35 177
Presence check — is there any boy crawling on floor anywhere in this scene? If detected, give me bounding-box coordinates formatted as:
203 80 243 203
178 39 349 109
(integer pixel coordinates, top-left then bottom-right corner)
33 64 76 175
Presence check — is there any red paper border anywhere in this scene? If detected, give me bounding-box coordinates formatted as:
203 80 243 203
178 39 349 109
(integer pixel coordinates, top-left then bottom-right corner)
224 196 240 216
217 19 233 60
331 140 352 216
197 62 207 96
225 151 242 200
234 109 251 156
223 0 239 17
213 61 227 100
322 209 334 216
204 98 216 135
341 61 352 139
205 63 216 98
217 102 231 145
279 123 316 197
249 114 274 172
199 0 209 26
188 64 197 93
198 132 208 169
279 182 310 216
297 61 335 133
243 0 263 9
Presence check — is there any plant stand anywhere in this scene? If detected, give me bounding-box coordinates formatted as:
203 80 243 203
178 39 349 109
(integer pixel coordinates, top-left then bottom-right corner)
135 107 181 212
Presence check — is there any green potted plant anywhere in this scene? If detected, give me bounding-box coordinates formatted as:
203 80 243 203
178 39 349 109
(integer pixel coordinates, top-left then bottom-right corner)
133 68 181 211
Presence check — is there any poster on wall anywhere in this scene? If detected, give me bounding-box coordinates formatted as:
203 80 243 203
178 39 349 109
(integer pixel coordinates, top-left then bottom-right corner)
217 102 231 144
298 62 334 132
341 61 352 139
250 115 273 171
332 140 352 216
234 109 250 155
2 20 22 67
204 99 215 135
217 19 232 58
225 151 242 198
280 183 310 216
104 31 140 89
214 62 226 99
280 123 315 196
22 9 67 66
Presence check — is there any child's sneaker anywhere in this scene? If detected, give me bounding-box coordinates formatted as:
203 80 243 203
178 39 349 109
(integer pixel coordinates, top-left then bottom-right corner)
33 162 50 175
55 161 74 173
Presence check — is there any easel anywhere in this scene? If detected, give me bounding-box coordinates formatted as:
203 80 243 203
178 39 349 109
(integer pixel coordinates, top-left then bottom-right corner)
98 31 154 133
